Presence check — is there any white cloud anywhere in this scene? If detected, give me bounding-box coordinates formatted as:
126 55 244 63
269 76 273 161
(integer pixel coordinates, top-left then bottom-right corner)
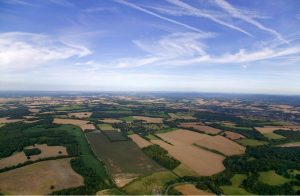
161 0 253 37
113 0 207 34
212 0 287 43
0 32 91 72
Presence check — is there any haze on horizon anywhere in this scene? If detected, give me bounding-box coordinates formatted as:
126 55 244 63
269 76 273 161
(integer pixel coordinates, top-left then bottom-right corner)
0 0 300 95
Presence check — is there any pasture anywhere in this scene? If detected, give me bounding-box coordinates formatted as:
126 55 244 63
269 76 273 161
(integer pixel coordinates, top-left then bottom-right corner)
97 123 117 131
220 174 251 195
280 141 300 147
258 170 290 186
0 158 83 195
86 131 164 187
238 138 268 146
123 171 177 194
0 144 68 169
179 122 221 134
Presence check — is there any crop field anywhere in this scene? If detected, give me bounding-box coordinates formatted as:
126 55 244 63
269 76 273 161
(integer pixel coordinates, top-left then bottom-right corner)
151 137 225 176
0 144 68 169
68 112 92 119
238 138 268 146
55 105 85 111
53 118 95 132
157 129 245 156
174 184 213 195
102 129 127 141
264 132 286 139
0 117 23 123
99 118 122 124
129 134 152 148
280 141 300 147
86 131 164 187
172 163 198 177
97 123 117 131
179 122 221 134
258 170 290 186
132 116 163 123
222 131 245 140
0 158 83 195
255 126 291 134
123 171 177 194
220 174 251 195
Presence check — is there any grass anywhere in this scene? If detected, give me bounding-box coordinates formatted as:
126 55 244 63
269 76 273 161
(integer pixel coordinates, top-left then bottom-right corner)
173 164 198 177
127 130 134 135
155 127 177 134
0 124 5 128
220 174 251 195
123 171 178 194
55 105 85 111
258 170 290 186
120 116 135 122
264 132 285 139
97 188 125 195
146 134 159 140
222 125 253 131
62 125 108 179
238 138 268 146
97 123 116 131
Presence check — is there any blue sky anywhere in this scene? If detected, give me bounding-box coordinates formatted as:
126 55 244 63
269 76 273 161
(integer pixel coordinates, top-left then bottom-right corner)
0 0 300 94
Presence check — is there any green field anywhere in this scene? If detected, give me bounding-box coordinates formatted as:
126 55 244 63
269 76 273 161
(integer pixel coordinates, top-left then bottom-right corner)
146 134 158 140
120 116 135 122
264 132 285 139
222 125 253 131
123 171 178 194
96 188 125 195
155 127 177 134
258 170 290 186
220 174 251 195
238 139 268 146
0 124 5 128
97 123 116 131
173 164 198 177
62 125 108 179
55 105 85 111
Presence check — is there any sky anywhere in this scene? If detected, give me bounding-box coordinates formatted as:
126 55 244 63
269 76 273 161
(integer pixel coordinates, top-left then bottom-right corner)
0 0 300 94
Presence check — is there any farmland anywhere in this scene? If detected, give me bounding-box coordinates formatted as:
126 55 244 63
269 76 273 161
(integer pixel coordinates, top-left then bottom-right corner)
0 158 84 195
86 131 164 187
0 93 300 195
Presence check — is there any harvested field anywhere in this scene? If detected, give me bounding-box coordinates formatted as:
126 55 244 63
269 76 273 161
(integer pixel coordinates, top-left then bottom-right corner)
86 131 164 187
28 108 40 113
132 116 163 123
0 144 68 169
0 117 23 123
223 131 245 140
53 118 95 132
99 118 122 124
157 129 245 156
68 112 92 119
255 126 291 134
179 122 221 134
174 184 213 195
151 138 225 176
129 134 152 148
0 158 83 195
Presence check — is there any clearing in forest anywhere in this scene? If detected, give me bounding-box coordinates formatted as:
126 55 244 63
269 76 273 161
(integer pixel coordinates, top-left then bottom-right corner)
0 158 83 195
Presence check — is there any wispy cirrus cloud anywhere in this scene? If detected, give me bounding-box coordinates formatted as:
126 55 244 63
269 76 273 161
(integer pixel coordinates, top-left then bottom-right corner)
0 32 91 72
154 0 253 37
211 0 287 43
113 0 207 34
